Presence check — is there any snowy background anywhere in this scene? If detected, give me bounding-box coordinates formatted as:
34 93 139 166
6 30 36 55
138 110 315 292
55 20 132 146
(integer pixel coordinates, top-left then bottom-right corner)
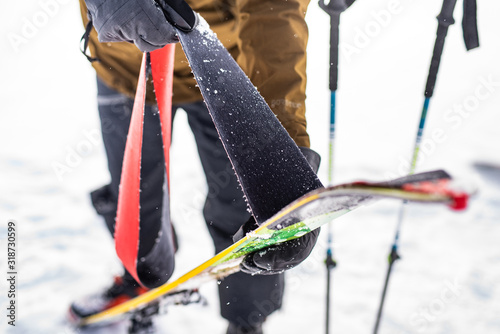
1 0 499 333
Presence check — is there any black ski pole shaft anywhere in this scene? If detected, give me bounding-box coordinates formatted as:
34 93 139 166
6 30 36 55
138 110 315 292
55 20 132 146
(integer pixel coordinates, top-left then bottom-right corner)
372 1 457 333
373 205 405 334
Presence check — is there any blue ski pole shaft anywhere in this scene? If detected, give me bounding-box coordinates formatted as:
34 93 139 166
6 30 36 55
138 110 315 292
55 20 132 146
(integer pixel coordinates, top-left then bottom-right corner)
409 98 431 175
326 91 337 334
323 0 342 185
325 12 340 334
373 0 457 333
373 99 428 334
326 5 339 183
319 1 350 333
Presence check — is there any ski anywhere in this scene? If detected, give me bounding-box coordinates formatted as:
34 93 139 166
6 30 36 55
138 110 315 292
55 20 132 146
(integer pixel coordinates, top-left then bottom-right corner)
73 12 472 332
76 169 471 328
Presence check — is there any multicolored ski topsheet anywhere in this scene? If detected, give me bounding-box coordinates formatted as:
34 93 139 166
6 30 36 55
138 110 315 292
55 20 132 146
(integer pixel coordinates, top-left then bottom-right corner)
77 170 471 327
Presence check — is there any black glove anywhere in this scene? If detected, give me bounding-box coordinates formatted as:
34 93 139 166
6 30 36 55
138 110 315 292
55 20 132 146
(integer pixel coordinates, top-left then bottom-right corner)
239 219 320 275
236 147 321 275
84 0 196 52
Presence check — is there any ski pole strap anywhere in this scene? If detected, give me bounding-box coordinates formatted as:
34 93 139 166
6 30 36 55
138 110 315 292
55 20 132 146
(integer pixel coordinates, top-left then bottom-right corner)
80 19 99 63
425 0 480 97
462 0 479 50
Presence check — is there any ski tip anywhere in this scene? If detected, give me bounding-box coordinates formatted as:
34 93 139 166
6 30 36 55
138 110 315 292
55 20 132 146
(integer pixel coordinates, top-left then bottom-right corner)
402 179 471 211
448 192 469 211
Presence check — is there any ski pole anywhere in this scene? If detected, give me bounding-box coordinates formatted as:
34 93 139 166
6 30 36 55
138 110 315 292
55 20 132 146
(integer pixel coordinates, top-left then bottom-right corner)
318 1 355 333
372 1 459 333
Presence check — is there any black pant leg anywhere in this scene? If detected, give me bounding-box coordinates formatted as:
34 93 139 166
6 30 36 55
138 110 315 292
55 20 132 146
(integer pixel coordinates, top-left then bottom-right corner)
93 78 175 287
179 101 284 326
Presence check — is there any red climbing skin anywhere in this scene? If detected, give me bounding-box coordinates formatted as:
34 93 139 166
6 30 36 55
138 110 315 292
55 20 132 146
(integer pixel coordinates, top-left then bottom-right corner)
114 54 147 286
114 45 176 287
151 44 175 186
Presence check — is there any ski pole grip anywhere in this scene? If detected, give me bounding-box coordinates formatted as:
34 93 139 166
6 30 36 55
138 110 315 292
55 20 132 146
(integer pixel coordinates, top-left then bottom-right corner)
328 15 340 92
319 0 347 15
319 0 356 15
155 0 197 32
319 0 348 92
424 0 458 98
437 0 458 26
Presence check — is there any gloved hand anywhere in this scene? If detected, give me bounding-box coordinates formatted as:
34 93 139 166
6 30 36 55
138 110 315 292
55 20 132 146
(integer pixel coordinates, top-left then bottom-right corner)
239 218 320 275
84 0 196 52
236 147 322 275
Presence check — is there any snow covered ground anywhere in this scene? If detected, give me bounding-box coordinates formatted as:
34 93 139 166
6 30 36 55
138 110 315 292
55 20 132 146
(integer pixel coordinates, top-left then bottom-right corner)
1 0 499 333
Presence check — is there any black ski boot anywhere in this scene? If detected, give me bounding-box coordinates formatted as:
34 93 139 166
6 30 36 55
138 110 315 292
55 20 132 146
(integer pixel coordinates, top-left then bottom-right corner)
68 273 148 322
226 322 264 334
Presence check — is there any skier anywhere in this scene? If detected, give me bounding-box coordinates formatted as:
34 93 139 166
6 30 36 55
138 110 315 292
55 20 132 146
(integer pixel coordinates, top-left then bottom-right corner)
70 0 321 333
